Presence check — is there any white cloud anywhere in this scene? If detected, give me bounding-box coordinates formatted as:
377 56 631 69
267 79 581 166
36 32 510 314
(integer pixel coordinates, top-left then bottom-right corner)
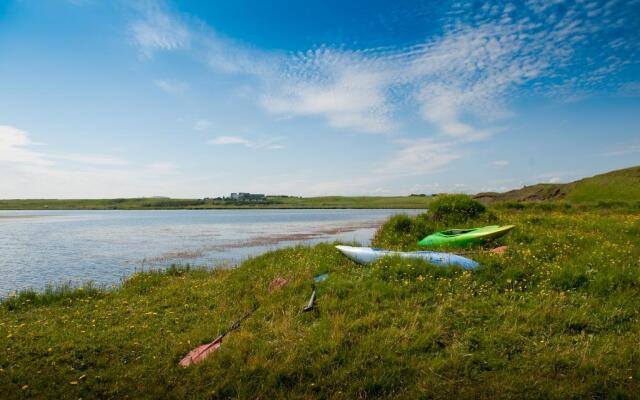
153 79 188 95
492 160 510 167
207 135 285 150
378 139 462 177
207 136 250 146
0 125 51 166
0 125 193 198
534 170 579 184
1 126 131 170
130 2 190 57
261 50 396 133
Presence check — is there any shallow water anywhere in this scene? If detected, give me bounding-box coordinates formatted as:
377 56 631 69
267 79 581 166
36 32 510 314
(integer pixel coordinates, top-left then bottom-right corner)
0 209 420 295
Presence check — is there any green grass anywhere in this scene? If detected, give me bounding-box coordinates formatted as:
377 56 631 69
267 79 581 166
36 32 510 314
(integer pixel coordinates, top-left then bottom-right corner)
0 195 434 210
565 166 640 204
475 165 640 206
1 206 639 398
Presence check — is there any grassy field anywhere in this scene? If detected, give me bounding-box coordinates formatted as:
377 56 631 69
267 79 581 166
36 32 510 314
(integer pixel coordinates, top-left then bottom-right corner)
0 196 434 210
1 203 639 398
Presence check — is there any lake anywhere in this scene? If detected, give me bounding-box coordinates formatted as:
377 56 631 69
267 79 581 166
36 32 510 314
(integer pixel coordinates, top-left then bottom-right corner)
0 209 420 295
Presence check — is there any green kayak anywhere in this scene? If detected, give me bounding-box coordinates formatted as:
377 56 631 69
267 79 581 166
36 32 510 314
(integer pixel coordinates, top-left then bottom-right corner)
418 225 515 248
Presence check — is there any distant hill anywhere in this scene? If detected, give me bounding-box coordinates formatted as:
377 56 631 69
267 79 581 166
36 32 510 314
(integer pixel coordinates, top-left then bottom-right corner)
474 165 640 204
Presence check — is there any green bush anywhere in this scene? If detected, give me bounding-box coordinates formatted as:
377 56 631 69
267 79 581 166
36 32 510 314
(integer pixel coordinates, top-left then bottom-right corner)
372 213 441 251
429 194 486 223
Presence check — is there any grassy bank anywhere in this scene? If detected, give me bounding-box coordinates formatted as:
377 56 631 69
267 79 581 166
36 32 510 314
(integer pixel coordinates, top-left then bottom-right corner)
1 205 639 398
0 195 434 210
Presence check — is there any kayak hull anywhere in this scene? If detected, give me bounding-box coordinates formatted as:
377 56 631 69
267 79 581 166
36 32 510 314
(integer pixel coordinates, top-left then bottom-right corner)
335 245 479 269
418 225 515 248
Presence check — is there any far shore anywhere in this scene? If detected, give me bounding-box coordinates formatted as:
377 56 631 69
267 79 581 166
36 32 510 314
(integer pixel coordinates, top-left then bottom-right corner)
0 195 435 210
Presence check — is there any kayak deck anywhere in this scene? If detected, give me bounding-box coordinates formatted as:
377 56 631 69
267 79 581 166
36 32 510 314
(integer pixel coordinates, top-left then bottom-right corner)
419 225 515 248
336 245 479 269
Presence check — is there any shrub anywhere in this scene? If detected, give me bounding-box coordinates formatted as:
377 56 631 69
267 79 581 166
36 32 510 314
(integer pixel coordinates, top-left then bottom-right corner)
389 214 412 234
371 213 443 251
429 194 486 223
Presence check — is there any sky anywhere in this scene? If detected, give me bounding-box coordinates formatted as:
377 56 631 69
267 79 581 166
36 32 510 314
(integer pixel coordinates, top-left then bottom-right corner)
0 0 639 198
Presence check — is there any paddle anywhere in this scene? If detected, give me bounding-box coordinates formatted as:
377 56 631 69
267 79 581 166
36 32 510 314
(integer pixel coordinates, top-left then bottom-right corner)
302 286 317 312
179 276 290 367
179 304 257 367
302 273 328 313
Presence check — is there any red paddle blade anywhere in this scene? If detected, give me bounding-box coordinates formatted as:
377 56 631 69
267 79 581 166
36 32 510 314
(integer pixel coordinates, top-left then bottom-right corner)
490 245 508 254
179 336 223 367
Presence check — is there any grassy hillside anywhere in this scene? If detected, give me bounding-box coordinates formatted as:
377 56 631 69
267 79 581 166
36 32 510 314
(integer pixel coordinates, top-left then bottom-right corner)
565 166 640 203
0 196 434 210
474 165 640 205
1 205 639 398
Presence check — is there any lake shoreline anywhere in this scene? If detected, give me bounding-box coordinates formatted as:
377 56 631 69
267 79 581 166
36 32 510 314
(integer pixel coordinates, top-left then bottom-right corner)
0 209 415 296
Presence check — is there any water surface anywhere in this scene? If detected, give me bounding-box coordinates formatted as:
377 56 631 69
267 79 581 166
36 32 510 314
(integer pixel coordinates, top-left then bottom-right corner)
0 209 420 295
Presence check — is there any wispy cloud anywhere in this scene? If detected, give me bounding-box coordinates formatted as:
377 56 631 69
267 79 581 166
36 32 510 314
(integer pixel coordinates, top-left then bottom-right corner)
1 126 131 168
378 139 462 177
207 135 285 150
0 125 193 198
128 0 639 176
153 79 188 95
261 49 396 133
618 82 640 97
492 160 510 167
141 0 633 139
130 1 190 57
534 170 580 184
208 136 249 145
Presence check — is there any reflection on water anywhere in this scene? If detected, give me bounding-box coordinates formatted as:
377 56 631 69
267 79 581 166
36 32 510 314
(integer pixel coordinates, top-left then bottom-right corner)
0 209 421 295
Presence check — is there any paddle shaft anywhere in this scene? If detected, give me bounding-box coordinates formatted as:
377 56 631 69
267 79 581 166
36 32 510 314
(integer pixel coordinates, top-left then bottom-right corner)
221 304 258 339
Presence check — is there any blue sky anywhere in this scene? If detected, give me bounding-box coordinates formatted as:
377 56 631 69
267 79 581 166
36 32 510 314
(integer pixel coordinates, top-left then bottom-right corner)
0 0 639 198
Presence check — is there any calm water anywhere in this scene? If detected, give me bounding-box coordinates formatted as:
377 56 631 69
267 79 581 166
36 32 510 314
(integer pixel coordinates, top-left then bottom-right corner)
0 209 419 295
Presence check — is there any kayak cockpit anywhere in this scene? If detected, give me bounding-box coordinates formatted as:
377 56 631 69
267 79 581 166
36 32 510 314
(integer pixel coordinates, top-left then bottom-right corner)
440 228 476 236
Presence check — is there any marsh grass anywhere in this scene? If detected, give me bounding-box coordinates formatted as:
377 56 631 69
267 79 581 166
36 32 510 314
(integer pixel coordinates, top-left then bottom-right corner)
0 206 639 398
2 282 104 311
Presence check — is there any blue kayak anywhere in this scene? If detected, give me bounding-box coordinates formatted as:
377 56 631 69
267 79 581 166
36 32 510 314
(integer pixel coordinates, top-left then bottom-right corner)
335 245 478 269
